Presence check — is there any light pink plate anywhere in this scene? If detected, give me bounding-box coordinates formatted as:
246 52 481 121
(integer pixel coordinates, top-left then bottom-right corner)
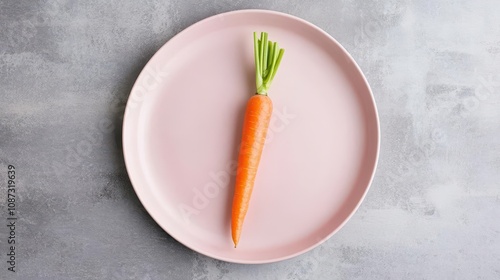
123 9 379 264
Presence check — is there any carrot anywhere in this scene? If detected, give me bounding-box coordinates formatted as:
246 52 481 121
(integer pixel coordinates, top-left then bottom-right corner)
231 32 285 247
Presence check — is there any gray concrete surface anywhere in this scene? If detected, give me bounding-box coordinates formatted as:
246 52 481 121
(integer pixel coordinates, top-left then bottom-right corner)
1 0 499 279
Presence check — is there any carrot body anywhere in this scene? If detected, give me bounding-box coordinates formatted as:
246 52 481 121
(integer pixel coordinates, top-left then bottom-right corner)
231 32 284 247
231 95 273 247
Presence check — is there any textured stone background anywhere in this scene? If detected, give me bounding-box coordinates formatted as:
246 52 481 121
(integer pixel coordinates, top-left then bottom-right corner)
1 0 499 279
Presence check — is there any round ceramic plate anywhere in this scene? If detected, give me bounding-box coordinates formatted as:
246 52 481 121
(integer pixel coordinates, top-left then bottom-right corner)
123 9 379 264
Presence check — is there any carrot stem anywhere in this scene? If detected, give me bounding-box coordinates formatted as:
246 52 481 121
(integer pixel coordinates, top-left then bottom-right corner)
262 33 269 76
254 33 262 91
259 32 265 75
254 32 285 95
265 42 273 77
269 48 284 84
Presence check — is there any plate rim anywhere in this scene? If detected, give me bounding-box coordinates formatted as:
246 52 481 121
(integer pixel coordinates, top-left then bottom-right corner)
122 8 380 264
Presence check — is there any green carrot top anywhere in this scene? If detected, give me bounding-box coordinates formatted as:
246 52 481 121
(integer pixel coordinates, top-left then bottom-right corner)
254 32 285 95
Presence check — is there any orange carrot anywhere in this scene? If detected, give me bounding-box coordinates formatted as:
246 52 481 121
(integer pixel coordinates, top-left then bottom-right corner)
231 32 284 247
